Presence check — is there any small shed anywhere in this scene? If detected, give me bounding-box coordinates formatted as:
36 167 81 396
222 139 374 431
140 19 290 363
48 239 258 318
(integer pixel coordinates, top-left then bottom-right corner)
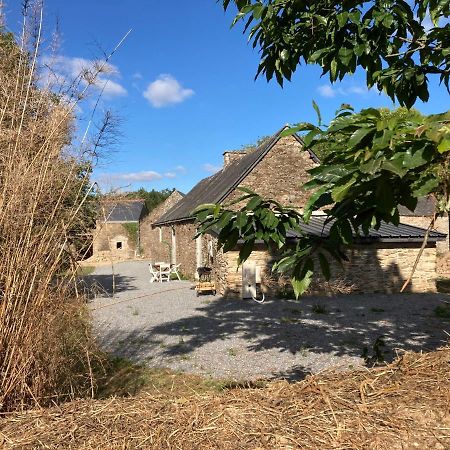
92 199 147 261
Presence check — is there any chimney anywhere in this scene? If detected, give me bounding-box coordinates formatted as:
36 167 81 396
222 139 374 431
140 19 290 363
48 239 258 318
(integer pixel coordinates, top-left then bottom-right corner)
223 150 246 168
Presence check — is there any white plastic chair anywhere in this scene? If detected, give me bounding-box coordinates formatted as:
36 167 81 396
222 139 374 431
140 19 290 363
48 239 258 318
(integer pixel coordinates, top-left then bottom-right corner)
159 264 171 282
170 263 182 281
148 263 160 283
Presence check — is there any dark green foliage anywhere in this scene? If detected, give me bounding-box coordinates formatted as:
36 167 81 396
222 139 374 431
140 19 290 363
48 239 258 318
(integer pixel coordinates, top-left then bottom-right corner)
122 222 139 245
293 106 449 237
126 188 174 213
223 0 450 108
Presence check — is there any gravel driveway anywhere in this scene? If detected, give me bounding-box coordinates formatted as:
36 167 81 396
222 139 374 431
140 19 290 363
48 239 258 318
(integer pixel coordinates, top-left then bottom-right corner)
88 260 450 381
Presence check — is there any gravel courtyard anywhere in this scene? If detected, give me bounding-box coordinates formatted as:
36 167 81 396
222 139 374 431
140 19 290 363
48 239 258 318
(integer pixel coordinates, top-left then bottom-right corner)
88 261 450 381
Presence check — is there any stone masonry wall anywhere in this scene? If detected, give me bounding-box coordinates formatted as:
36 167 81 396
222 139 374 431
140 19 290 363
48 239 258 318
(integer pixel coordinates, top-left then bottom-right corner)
141 191 184 261
219 243 437 298
173 222 198 279
224 135 318 209
92 222 136 261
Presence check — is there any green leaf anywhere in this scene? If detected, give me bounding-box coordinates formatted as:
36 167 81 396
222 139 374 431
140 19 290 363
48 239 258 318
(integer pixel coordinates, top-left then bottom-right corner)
216 211 234 229
280 49 289 61
237 239 255 265
337 12 348 27
412 176 440 197
292 258 314 297
312 100 322 126
246 196 263 211
331 177 356 202
309 48 329 62
437 138 450 153
348 127 372 148
403 145 433 169
237 186 257 195
236 211 247 229
302 186 329 222
318 253 331 280
381 159 408 177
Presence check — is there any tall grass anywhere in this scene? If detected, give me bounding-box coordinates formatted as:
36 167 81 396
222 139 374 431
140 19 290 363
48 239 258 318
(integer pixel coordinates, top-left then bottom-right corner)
0 2 123 411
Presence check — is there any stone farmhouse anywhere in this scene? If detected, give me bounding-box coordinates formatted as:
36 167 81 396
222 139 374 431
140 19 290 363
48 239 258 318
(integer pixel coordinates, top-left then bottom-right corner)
92 199 147 261
144 126 448 297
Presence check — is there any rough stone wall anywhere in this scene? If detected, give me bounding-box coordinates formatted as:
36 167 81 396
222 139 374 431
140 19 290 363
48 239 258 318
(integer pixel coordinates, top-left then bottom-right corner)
400 216 449 275
92 222 136 261
218 243 437 298
224 135 318 209
141 191 184 261
143 224 173 264
172 222 198 279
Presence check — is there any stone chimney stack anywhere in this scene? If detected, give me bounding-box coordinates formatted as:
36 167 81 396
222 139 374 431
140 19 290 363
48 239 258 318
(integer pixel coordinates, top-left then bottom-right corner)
223 150 246 168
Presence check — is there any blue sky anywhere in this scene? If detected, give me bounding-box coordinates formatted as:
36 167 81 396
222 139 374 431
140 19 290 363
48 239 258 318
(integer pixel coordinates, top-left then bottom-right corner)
3 1 448 194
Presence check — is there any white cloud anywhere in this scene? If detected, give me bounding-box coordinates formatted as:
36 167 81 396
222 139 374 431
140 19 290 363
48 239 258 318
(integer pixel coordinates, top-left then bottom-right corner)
174 165 187 174
41 55 127 98
110 171 163 182
202 163 221 174
143 74 194 108
317 83 372 98
98 167 187 184
317 85 336 98
132 72 143 80
347 86 367 95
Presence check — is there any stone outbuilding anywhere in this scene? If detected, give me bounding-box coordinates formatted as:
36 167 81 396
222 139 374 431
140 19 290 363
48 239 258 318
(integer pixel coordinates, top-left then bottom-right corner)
149 125 447 297
92 199 147 261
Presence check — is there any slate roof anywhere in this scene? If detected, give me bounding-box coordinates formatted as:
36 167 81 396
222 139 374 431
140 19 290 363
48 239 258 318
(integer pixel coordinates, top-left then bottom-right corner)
154 127 319 226
100 200 147 223
398 196 436 216
284 215 446 243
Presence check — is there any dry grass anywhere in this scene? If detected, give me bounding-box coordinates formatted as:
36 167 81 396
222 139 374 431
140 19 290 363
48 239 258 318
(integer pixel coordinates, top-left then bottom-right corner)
0 3 122 411
0 346 449 449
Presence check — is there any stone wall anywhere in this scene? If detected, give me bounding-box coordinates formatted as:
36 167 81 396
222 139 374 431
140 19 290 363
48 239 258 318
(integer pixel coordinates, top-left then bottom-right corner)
141 191 184 262
400 215 449 275
217 242 437 298
92 222 137 261
224 135 318 209
172 222 199 279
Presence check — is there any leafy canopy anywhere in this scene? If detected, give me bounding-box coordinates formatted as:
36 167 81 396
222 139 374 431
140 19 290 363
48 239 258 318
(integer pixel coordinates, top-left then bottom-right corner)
125 188 174 213
223 0 450 108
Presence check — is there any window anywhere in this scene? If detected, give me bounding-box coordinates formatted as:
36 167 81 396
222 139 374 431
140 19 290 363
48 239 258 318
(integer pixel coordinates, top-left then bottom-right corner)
116 241 122 249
